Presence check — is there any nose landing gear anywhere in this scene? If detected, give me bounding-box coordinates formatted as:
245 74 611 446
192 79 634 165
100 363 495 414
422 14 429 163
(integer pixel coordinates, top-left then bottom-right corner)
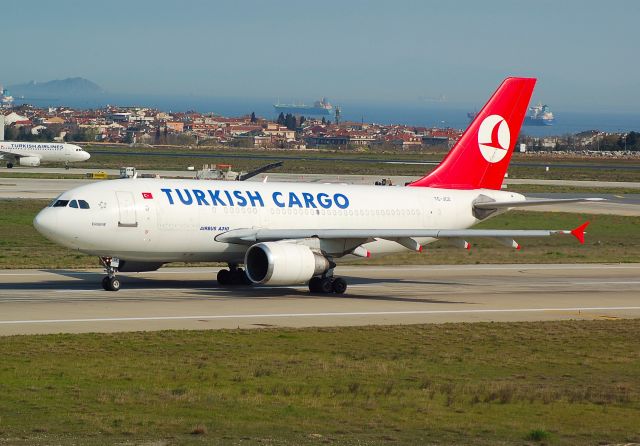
100 257 121 291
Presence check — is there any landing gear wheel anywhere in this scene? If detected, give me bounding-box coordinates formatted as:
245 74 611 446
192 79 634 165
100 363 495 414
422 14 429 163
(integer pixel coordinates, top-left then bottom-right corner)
308 277 321 293
7 163 13 169
309 276 348 294
331 277 347 294
319 277 334 294
217 267 252 286
99 257 121 291
107 277 121 292
217 269 231 286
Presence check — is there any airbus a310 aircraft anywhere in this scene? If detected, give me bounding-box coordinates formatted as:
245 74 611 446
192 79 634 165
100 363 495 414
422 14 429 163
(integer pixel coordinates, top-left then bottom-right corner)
34 77 600 292
0 141 90 168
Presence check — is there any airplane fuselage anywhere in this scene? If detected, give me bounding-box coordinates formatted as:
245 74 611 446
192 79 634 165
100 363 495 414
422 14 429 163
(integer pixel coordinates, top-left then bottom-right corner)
0 141 90 166
34 178 525 263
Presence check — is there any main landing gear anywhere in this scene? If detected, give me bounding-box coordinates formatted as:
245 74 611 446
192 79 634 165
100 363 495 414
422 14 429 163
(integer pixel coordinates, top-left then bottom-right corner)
99 257 121 291
217 264 252 286
308 275 347 294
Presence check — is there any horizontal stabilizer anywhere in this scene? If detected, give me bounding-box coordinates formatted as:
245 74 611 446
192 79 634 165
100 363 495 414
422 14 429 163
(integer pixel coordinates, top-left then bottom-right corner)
473 197 606 210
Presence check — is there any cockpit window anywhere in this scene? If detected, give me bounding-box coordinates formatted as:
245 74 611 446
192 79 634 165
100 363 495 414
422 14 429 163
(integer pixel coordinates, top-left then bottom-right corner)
53 200 69 207
78 200 90 209
69 200 78 208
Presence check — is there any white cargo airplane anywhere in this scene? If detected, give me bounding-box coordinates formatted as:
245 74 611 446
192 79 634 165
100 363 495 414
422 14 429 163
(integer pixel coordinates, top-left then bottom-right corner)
34 78 600 292
0 141 90 168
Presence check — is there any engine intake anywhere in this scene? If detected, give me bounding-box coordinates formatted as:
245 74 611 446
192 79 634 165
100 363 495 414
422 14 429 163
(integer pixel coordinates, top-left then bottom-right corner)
245 242 330 285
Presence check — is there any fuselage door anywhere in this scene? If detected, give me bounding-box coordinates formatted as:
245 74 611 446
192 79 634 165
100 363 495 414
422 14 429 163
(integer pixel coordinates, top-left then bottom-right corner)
116 191 138 227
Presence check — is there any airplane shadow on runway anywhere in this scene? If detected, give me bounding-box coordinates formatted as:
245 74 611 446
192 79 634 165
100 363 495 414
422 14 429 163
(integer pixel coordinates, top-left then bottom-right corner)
0 270 469 305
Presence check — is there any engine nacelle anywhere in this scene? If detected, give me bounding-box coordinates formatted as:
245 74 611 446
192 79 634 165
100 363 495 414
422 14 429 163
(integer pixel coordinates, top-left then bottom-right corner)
245 242 330 285
117 260 164 272
19 156 41 167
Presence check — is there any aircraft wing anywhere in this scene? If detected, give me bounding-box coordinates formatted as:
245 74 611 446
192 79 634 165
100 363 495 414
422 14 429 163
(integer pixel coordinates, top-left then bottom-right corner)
0 149 32 159
216 222 590 245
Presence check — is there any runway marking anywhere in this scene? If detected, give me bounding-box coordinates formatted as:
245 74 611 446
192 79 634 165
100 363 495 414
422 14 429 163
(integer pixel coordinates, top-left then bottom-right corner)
2 306 640 325
569 281 640 285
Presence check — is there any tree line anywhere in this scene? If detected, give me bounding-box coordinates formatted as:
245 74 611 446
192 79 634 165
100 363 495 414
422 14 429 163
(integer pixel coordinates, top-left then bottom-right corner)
276 113 306 130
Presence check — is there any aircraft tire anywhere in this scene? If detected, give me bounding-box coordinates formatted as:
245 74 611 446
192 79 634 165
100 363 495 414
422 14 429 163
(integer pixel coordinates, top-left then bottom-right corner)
107 277 121 292
101 277 110 290
319 277 333 294
217 269 231 286
331 277 347 294
308 277 321 293
7 163 13 169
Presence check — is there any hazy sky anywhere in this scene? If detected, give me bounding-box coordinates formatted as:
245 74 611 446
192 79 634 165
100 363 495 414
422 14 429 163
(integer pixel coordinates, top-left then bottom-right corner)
3 0 639 111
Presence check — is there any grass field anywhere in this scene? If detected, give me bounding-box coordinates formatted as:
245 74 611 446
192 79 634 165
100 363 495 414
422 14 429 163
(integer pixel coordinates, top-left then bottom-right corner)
1 199 637 269
0 320 639 445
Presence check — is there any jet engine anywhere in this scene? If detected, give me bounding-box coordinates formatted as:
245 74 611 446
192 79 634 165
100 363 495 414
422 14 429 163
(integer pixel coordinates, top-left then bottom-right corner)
244 242 330 285
19 156 41 167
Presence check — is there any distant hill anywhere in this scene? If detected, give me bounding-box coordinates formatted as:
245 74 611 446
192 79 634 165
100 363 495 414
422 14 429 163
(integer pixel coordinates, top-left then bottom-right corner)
8 77 106 99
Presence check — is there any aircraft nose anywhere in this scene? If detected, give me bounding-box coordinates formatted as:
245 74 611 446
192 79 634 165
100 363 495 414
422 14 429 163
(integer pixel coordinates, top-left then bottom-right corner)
33 208 57 240
83 151 91 161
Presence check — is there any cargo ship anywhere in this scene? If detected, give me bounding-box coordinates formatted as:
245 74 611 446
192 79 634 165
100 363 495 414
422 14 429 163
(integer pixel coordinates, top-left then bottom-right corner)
467 102 555 126
273 97 334 116
524 103 555 126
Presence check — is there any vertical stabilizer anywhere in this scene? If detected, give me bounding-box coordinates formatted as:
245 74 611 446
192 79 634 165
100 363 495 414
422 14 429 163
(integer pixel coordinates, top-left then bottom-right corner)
410 77 536 190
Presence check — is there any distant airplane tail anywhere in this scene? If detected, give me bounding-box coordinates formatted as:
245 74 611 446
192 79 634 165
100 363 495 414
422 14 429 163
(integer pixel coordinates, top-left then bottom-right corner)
409 77 536 190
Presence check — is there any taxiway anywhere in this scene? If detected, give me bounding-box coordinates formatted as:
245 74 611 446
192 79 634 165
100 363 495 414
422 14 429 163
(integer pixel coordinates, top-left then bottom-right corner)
1 264 639 335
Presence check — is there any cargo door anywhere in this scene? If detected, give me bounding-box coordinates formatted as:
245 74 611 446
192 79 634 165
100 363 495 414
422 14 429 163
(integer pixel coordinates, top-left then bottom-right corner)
116 191 138 227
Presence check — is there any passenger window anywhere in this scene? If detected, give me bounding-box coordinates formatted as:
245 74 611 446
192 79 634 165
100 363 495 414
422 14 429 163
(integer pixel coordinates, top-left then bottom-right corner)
53 200 69 207
69 200 78 208
79 200 90 209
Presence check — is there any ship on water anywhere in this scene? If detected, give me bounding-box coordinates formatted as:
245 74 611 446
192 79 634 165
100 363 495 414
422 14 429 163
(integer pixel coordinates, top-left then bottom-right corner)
467 102 555 126
524 103 555 126
273 97 334 117
1 85 14 107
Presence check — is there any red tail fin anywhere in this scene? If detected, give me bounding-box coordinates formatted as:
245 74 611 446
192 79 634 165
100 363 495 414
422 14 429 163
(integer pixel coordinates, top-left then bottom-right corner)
410 77 536 190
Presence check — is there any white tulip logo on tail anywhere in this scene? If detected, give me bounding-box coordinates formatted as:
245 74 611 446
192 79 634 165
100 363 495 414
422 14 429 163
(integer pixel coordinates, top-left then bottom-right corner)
478 114 510 163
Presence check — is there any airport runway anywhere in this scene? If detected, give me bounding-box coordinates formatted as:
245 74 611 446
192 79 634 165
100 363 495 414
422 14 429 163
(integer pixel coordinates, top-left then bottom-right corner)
1 264 639 335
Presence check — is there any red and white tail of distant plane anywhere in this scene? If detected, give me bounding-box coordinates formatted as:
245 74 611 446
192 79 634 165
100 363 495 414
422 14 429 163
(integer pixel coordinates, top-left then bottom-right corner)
34 77 603 292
